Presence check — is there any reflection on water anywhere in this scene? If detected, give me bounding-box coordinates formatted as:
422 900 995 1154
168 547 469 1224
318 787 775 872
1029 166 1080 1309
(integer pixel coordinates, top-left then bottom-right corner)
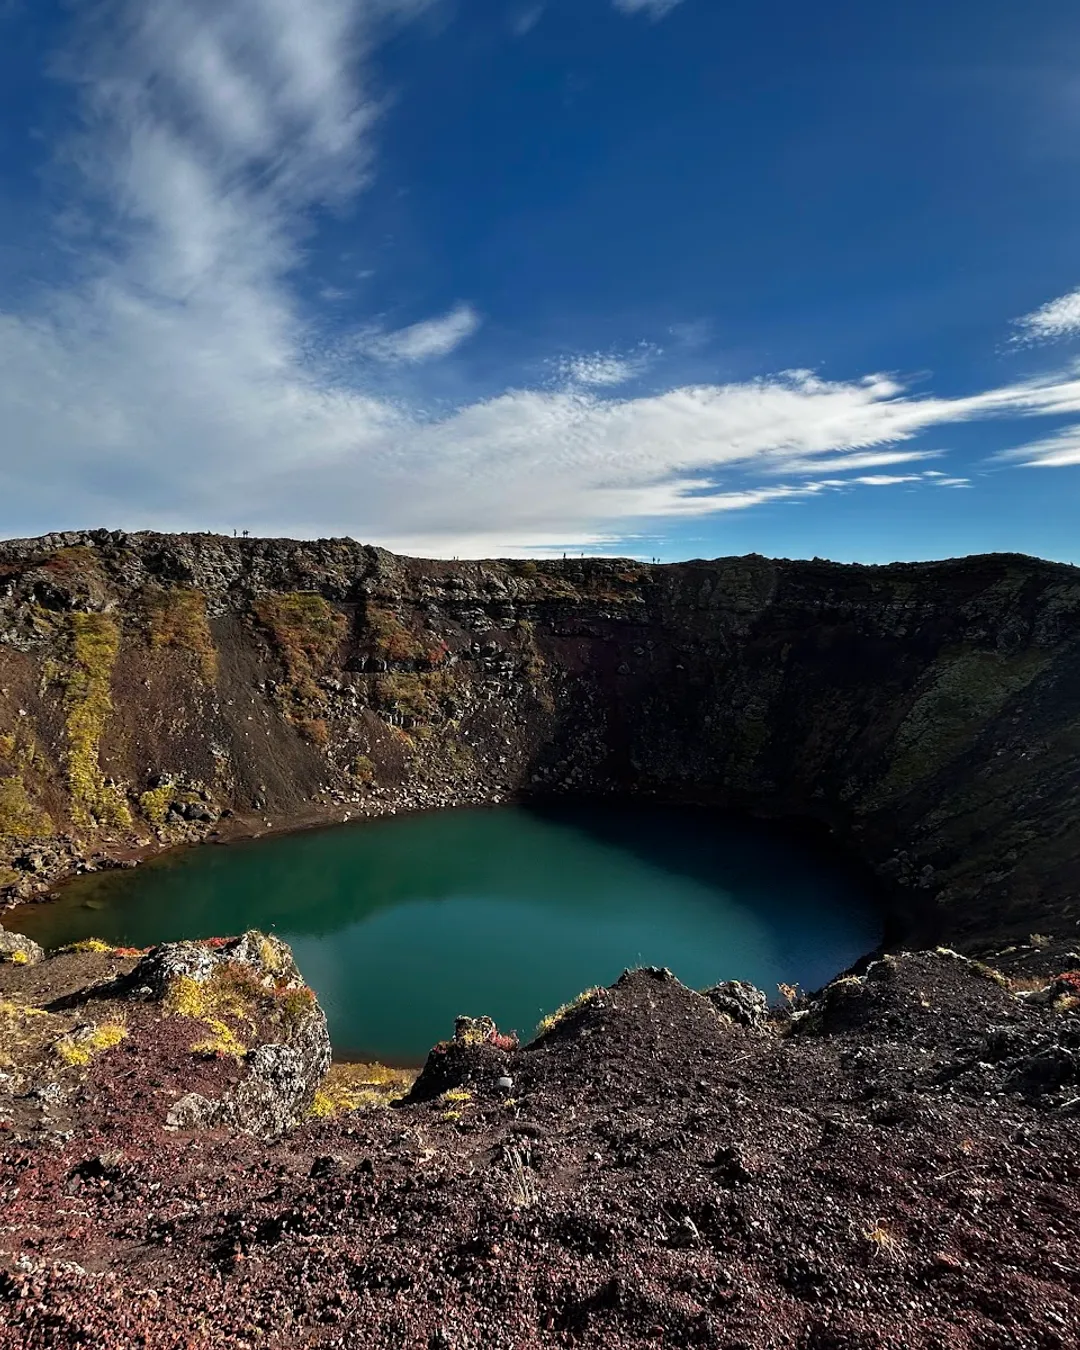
8 803 881 1064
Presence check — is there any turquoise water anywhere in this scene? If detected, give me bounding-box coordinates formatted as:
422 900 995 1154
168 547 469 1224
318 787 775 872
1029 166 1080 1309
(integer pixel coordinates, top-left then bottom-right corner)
7 803 880 1063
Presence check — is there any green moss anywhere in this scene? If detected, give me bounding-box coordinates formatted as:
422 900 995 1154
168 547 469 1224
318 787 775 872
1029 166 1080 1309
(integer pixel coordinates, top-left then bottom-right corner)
375 670 458 723
352 754 375 785
64 613 131 831
0 775 50 839
442 739 475 775
139 783 175 826
364 603 434 663
253 592 345 729
144 587 217 682
881 647 1051 796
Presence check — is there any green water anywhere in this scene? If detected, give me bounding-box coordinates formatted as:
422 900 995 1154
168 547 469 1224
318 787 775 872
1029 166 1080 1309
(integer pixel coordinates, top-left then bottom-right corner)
7 803 880 1064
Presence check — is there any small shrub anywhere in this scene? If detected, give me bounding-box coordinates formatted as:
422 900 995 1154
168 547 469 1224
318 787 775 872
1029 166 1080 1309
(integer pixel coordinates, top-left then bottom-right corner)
352 754 375 785
60 938 114 955
296 717 329 747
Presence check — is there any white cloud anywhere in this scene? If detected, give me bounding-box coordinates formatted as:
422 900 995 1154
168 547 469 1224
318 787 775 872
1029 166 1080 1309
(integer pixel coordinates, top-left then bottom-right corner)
1 0 1080 556
1014 286 1080 343
558 352 645 387
612 0 685 18
358 303 481 363
995 424 1080 467
766 449 945 475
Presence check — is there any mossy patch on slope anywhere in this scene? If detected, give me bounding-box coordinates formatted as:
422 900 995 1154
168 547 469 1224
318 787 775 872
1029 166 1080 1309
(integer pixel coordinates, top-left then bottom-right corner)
253 592 345 743
64 613 132 831
144 587 217 682
880 647 1051 797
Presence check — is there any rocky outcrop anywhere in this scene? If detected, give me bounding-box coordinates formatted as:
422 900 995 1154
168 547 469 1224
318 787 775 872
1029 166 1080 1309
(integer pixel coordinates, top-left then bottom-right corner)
0 923 43 966
1 530 1079 948
0 929 329 1142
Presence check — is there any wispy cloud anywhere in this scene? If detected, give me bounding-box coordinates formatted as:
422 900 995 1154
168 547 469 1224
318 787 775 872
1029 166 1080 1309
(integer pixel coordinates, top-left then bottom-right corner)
0 0 1078 557
1013 285 1080 344
557 352 647 387
358 304 482 363
996 424 1080 467
511 5 544 35
612 0 685 18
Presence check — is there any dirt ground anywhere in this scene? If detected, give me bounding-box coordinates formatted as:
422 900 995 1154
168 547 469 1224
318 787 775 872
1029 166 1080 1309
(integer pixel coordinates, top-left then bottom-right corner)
2 937 1080 1349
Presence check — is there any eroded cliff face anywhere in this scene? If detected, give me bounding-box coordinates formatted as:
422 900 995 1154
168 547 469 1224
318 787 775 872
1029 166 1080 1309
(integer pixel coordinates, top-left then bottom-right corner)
1 529 1078 943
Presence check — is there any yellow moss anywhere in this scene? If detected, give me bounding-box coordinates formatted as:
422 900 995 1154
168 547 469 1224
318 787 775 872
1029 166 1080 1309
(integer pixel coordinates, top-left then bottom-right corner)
443 1088 472 1103
55 1021 127 1067
191 1018 247 1060
971 960 1009 988
144 587 217 682
257 935 287 976
61 937 115 955
64 612 132 831
163 974 210 1019
536 986 602 1037
7 950 29 966
139 783 175 826
307 1062 414 1118
0 774 50 839
0 999 48 1020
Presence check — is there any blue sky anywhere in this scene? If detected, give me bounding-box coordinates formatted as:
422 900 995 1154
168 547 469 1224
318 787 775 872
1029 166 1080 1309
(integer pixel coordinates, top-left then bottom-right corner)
1 0 1080 561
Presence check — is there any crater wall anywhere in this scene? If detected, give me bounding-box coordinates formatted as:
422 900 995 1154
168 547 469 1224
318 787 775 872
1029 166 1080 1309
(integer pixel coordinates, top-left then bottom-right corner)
1 530 1078 944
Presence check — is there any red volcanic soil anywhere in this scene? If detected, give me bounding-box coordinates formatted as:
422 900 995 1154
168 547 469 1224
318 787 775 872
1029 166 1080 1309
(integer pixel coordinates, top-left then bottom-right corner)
2 944 1080 1348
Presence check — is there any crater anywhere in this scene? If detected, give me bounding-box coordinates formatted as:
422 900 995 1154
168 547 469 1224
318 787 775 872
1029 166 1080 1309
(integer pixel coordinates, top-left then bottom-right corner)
5 802 882 1063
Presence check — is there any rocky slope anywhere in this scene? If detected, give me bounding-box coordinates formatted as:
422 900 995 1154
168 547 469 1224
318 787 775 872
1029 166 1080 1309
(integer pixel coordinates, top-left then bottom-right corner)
1 529 1079 946
1 931 1080 1348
